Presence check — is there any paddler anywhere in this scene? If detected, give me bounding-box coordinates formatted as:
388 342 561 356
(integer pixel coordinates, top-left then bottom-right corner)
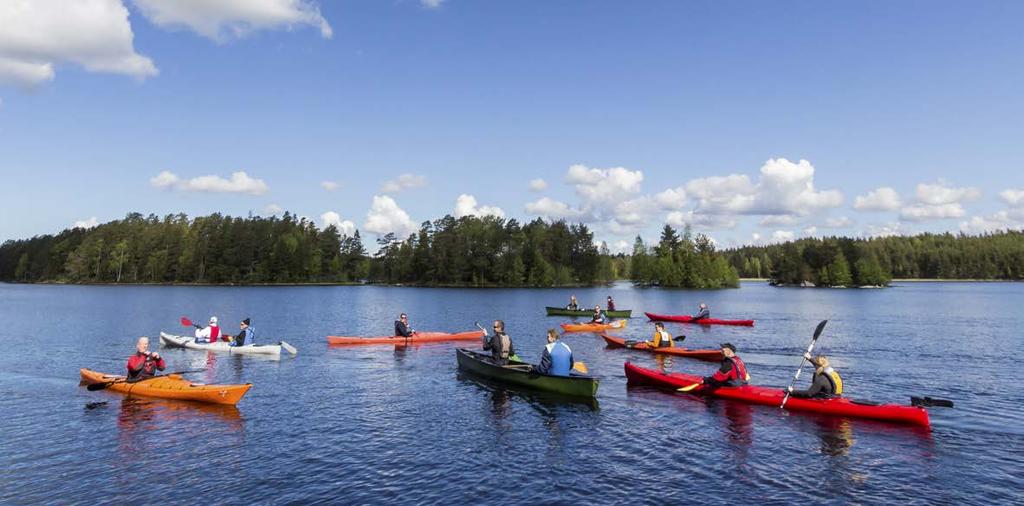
126 337 165 381
481 320 516 364
194 316 221 343
536 329 574 376
606 296 616 312
703 343 749 388
786 354 843 399
394 313 415 337
590 305 606 324
693 303 710 321
567 295 579 311
646 321 677 348
227 318 256 347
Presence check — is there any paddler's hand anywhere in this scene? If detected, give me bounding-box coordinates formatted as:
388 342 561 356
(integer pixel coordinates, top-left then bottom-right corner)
803 352 813 361
148 351 160 361
786 386 794 393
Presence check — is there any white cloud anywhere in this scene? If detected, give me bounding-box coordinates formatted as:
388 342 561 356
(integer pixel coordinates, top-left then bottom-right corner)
364 195 416 237
685 174 757 214
566 164 644 203
653 187 687 210
454 194 504 219
759 215 798 227
823 216 854 228
320 211 356 236
0 0 157 88
132 0 333 41
528 178 548 192
666 210 737 229
900 203 966 221
420 0 445 8
150 170 269 195
854 187 902 212
320 181 339 191
73 216 100 229
772 230 795 243
959 209 1024 234
381 173 427 193
525 197 584 220
862 222 906 238
915 181 981 206
999 189 1024 207
802 226 818 236
611 240 631 255
686 158 841 218
264 203 283 215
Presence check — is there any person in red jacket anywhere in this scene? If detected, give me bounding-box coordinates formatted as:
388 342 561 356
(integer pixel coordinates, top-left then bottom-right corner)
703 342 749 388
126 336 166 381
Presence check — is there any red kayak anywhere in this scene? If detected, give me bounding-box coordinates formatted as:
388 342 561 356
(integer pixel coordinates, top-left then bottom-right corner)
645 312 754 326
601 334 723 362
624 362 930 427
327 330 483 346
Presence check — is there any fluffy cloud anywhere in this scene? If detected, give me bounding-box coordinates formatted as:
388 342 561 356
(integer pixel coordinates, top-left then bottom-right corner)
149 170 268 195
772 230 795 243
132 0 332 41
653 187 687 210
666 210 737 229
0 0 157 88
914 181 981 206
759 215 798 227
421 0 445 8
686 158 841 218
823 216 854 228
320 181 339 191
381 173 427 193
566 164 644 202
999 189 1024 207
320 211 356 236
264 203 283 215
528 178 548 192
854 187 902 212
73 216 100 229
862 222 906 238
900 203 966 221
454 194 505 218
364 195 416 237
525 197 584 220
684 174 757 215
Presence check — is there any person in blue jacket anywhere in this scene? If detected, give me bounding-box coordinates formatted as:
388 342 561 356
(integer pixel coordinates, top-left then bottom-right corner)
693 303 710 321
536 329 574 376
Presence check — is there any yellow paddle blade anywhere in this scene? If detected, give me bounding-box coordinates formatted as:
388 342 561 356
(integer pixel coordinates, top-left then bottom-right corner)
573 361 589 374
676 382 701 392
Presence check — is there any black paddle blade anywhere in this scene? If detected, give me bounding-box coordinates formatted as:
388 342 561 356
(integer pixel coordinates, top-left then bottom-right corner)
812 320 828 341
673 336 687 341
911 396 954 408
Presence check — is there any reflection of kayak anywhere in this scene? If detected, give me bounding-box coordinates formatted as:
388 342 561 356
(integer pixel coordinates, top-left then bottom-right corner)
601 334 722 362
160 332 295 356
456 348 598 398
545 307 632 318
623 362 930 427
645 312 754 326
79 368 252 406
327 330 484 346
560 320 628 333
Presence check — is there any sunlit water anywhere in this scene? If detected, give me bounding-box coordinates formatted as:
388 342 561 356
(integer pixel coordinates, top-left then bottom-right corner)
0 281 1020 504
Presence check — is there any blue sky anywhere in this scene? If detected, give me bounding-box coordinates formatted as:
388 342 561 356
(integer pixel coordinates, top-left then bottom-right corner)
2 0 1023 249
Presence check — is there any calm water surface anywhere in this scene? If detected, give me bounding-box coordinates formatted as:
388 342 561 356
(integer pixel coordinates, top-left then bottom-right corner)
0 282 1021 504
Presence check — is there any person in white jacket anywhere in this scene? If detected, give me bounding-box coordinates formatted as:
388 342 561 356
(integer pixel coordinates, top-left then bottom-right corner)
194 316 221 343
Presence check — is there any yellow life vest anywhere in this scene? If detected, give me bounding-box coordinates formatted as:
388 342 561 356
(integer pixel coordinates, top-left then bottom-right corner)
823 367 843 395
652 329 672 347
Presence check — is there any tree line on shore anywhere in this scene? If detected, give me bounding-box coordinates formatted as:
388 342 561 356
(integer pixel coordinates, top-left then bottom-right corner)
726 230 1024 286
0 212 736 287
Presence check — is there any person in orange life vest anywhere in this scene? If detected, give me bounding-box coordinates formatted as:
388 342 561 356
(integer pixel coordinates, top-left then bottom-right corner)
787 354 843 399
703 342 749 387
194 316 221 343
646 321 676 348
126 336 165 381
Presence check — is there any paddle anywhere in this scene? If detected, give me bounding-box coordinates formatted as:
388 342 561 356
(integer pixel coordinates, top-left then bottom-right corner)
180 316 201 329
911 396 954 408
87 369 207 391
677 382 702 392
279 341 298 355
780 320 829 409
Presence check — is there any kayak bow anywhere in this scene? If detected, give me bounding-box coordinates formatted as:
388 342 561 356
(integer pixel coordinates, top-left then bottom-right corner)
644 312 754 326
601 334 723 361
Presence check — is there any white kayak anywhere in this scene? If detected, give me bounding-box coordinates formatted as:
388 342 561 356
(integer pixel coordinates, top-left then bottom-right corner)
159 331 297 356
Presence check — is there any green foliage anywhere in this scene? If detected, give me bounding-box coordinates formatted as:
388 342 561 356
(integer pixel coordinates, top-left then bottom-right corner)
629 224 739 288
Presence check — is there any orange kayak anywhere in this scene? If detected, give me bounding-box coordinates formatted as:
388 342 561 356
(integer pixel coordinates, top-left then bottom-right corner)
79 368 252 406
327 330 484 346
560 320 628 333
601 333 723 361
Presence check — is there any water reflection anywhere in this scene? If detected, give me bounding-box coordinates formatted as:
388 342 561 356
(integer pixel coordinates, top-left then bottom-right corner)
815 417 855 457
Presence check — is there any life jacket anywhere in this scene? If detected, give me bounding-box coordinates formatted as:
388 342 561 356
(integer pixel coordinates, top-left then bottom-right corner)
544 341 573 376
714 356 750 384
821 367 843 395
495 332 511 360
245 326 255 345
591 313 605 324
652 330 673 348
209 325 221 340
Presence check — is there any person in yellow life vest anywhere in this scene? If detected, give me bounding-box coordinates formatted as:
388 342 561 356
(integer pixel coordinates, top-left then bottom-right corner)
646 321 676 348
786 354 843 399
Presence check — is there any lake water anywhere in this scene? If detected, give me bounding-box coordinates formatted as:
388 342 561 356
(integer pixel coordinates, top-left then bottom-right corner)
0 281 1021 504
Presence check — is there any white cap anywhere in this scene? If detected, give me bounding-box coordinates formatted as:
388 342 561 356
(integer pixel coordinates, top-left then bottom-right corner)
210 316 218 324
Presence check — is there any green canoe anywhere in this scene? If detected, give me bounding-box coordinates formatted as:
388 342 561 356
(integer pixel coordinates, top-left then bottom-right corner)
456 348 599 398
545 306 632 318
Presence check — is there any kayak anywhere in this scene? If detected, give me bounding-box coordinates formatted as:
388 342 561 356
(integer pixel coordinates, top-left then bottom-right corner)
601 334 723 362
545 307 632 318
456 348 598 398
327 330 484 346
160 332 295 356
79 368 251 406
560 320 628 333
623 362 930 427
645 312 754 326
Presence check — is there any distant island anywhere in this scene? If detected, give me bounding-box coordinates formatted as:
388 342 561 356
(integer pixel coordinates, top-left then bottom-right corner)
2 212 1021 288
